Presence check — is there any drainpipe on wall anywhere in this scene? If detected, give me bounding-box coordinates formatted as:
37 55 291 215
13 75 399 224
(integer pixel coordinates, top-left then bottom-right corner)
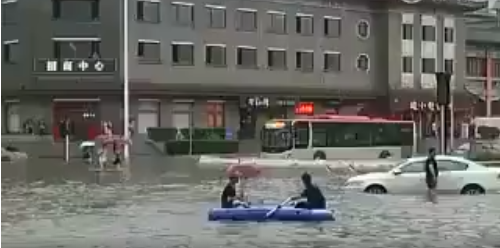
486 48 493 117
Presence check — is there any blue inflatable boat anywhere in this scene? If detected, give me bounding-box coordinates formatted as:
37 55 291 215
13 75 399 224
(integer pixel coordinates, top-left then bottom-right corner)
208 206 335 221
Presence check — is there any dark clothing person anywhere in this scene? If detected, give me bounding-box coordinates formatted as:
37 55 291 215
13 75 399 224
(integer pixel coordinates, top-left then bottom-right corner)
424 156 439 189
220 183 237 208
296 184 326 209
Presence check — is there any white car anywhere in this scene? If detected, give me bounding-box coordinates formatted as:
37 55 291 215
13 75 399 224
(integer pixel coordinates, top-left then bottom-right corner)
344 155 500 195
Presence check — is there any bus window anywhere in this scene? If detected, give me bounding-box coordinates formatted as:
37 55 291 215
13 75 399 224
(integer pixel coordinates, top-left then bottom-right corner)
334 122 372 147
372 123 414 146
293 121 309 149
311 122 328 147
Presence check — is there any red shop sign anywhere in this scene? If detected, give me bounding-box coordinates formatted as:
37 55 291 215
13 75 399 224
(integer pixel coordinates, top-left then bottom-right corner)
295 102 314 115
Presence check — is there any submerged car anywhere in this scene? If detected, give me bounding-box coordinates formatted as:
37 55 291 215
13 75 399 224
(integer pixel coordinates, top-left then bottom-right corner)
344 155 500 195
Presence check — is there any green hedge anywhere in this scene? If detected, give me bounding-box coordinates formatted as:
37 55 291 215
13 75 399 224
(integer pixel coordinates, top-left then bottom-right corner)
147 128 237 142
164 140 239 155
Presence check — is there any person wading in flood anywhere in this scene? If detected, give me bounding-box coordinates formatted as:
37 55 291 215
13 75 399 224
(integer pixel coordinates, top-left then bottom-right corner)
424 148 439 203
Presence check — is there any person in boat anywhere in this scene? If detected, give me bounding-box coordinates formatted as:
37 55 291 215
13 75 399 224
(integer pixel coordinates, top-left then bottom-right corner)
221 175 248 208
291 172 326 209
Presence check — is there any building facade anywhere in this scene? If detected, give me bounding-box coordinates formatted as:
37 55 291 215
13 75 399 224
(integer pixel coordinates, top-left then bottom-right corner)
464 4 500 117
1 0 486 140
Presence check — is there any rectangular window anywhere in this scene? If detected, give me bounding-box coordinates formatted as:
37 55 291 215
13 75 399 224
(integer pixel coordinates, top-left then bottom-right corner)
422 25 436 41
493 58 500 78
402 56 413 73
296 51 314 72
206 5 226 28
206 102 225 128
205 44 226 66
267 11 286 34
171 2 194 26
2 0 17 24
3 40 20 64
444 59 454 74
236 8 257 32
422 58 435 73
171 42 194 65
136 0 160 23
137 40 160 60
52 0 99 21
323 52 341 72
267 48 287 70
444 27 454 43
52 38 101 58
237 46 257 68
402 23 413 40
466 56 486 77
296 14 313 35
324 17 341 37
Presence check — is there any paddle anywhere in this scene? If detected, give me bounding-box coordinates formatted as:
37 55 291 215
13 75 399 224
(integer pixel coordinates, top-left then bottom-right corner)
265 197 293 219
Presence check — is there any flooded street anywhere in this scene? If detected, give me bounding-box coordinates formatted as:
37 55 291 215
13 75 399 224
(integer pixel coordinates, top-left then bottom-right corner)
2 158 500 248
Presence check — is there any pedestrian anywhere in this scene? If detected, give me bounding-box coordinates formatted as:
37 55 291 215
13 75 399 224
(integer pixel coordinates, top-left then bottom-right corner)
424 148 439 203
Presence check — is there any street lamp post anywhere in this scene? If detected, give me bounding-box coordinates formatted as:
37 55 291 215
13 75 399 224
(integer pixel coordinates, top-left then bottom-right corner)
123 0 130 163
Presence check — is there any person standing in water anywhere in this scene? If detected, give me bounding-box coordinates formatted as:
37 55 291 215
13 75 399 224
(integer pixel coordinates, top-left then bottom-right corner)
424 148 439 203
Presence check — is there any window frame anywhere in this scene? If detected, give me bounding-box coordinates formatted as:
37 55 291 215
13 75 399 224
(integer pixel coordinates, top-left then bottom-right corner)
236 46 258 68
402 56 413 73
267 11 287 34
236 8 258 32
323 51 341 72
171 2 194 27
52 0 100 21
324 16 341 38
422 58 436 74
356 19 370 39
422 25 436 42
206 5 226 29
136 0 160 23
402 23 413 40
137 39 161 61
171 42 195 66
295 14 314 35
295 50 314 72
3 39 19 64
356 54 370 72
205 44 227 67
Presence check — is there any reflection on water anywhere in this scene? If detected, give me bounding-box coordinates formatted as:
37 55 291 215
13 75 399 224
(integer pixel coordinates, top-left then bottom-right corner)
2 159 500 248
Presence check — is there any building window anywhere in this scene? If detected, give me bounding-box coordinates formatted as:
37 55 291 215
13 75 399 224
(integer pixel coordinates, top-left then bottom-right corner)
237 46 258 68
323 52 341 72
356 54 370 71
296 51 314 72
422 25 436 41
172 102 193 131
137 39 160 60
357 20 370 39
324 16 341 37
3 101 21 134
205 44 226 67
402 24 413 40
444 59 454 73
136 0 160 23
52 0 99 21
171 42 194 66
2 0 17 24
444 27 454 43
236 8 257 32
267 48 287 70
3 40 19 64
206 5 226 28
52 38 101 58
466 57 486 77
267 11 286 34
171 2 194 27
493 58 500 78
296 14 313 35
422 58 436 73
402 56 413 73
206 102 225 128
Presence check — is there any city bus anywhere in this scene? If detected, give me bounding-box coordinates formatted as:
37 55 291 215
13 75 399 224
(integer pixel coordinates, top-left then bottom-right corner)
260 115 417 160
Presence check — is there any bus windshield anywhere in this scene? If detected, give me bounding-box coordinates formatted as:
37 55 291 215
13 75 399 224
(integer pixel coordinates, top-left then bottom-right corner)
261 121 292 153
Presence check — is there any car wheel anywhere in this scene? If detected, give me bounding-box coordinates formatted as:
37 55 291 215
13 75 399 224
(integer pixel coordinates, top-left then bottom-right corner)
364 185 387 194
313 151 326 160
460 184 485 195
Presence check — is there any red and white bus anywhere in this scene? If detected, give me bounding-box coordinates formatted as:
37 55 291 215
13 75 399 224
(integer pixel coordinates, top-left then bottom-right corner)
260 115 417 160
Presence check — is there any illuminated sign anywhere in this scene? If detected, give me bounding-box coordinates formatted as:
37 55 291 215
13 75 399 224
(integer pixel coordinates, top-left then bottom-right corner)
295 102 314 115
265 122 286 129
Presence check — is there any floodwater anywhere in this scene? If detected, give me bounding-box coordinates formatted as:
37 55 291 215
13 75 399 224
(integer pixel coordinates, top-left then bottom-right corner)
2 158 500 248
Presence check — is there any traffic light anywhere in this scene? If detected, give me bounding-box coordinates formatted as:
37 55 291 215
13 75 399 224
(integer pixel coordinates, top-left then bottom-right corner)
435 72 451 106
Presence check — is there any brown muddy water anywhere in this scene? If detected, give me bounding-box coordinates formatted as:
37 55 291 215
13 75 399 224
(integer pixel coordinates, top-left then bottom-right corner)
2 158 500 248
